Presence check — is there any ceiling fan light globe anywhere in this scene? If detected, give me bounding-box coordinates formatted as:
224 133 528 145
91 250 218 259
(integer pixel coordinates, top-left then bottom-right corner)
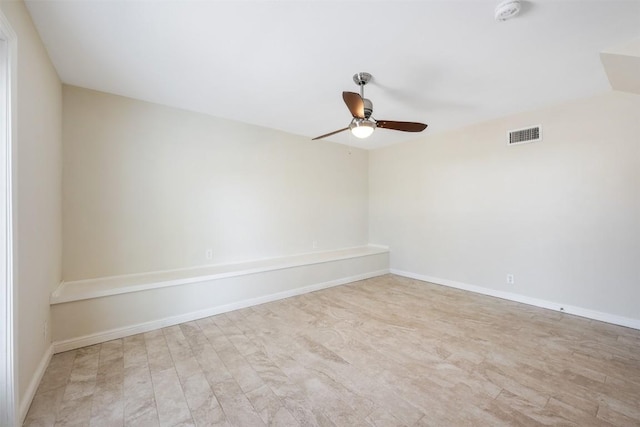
350 120 376 139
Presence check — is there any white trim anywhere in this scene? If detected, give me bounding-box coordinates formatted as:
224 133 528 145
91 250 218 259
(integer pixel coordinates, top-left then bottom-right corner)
18 345 52 425
0 9 16 427
391 269 640 331
51 245 389 304
53 269 388 353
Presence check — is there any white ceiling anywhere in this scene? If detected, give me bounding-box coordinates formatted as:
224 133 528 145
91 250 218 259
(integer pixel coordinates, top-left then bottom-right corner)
25 0 640 149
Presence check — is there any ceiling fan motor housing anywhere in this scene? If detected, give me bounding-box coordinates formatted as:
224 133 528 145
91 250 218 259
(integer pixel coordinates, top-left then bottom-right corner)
363 99 373 119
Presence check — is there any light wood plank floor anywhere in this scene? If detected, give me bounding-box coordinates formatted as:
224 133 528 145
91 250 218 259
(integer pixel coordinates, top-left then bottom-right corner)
24 274 640 426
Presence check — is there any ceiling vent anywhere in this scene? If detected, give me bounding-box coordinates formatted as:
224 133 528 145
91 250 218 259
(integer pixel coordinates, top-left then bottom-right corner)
508 125 541 146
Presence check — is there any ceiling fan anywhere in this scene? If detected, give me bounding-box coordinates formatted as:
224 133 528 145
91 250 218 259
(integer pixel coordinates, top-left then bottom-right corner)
313 72 428 141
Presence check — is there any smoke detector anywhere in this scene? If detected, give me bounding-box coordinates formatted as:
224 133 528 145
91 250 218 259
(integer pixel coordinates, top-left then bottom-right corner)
495 0 521 21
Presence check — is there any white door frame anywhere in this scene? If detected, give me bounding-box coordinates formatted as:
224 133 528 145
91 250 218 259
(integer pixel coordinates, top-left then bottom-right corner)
0 9 16 427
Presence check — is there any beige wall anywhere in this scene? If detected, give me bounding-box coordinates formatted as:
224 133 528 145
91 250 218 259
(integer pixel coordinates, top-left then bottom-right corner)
62 85 369 281
370 91 640 320
0 0 62 412
6 0 638 417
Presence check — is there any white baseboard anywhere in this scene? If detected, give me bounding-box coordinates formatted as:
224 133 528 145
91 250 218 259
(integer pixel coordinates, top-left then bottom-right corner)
53 269 388 354
391 269 640 331
19 343 53 425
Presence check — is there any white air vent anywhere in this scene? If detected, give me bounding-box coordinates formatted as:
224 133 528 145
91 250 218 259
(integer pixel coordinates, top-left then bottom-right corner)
508 125 542 146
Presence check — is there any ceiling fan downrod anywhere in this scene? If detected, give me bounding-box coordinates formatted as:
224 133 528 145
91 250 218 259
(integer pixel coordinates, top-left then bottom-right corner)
353 72 373 119
353 72 372 99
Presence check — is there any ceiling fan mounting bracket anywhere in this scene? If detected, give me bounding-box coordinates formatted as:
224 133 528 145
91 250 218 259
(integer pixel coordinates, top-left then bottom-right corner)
353 72 372 86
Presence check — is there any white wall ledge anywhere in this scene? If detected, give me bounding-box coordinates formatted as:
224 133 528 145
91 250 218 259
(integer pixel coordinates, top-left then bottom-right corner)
51 245 389 305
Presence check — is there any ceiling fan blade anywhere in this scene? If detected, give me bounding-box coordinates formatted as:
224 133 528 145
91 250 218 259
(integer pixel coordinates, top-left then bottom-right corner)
312 127 349 140
342 92 365 119
376 120 428 132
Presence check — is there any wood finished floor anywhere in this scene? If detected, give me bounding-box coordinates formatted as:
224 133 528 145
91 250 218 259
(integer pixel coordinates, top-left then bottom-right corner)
24 274 640 426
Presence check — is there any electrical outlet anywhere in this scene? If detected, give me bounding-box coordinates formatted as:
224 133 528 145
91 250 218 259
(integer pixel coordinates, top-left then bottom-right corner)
506 274 515 285
312 240 318 249
205 249 213 260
